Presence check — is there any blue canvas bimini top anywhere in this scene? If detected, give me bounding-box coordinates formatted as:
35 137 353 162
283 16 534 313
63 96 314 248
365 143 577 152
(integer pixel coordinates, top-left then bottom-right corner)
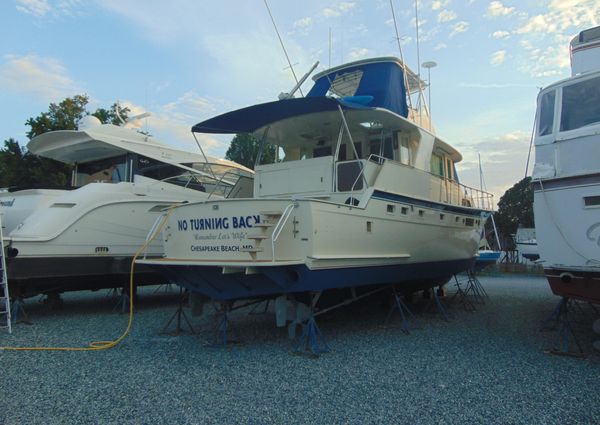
192 58 409 134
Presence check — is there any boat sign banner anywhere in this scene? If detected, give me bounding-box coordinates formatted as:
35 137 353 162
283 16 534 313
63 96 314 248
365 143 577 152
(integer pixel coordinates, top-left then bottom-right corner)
175 215 261 254
177 215 261 231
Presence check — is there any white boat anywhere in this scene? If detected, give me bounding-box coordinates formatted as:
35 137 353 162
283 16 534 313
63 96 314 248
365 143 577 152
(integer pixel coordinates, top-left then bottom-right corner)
0 117 252 297
138 57 494 305
514 227 539 262
532 25 600 304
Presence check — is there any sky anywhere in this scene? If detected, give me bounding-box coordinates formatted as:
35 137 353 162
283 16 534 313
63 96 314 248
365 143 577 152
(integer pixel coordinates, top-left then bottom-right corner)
1 0 599 203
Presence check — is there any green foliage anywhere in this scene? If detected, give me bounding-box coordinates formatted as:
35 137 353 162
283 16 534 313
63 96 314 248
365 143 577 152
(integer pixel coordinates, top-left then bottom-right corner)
494 176 534 242
92 103 130 126
0 138 68 187
1 95 130 189
225 133 275 170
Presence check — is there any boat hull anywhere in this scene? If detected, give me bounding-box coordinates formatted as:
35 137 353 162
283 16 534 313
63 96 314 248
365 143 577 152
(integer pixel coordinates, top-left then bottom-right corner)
533 177 600 304
545 268 600 304
140 192 484 300
6 255 164 298
146 258 474 301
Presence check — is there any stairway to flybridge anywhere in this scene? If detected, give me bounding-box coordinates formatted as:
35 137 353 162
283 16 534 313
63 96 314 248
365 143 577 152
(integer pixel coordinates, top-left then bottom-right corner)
0 214 12 333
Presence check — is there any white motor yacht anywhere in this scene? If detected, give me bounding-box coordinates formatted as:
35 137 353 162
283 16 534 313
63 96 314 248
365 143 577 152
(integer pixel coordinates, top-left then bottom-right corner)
532 26 600 304
138 57 494 305
0 117 252 297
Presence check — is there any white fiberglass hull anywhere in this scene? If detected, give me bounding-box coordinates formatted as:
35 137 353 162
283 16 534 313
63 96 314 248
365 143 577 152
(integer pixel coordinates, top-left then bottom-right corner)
140 193 485 300
4 180 211 296
533 176 600 303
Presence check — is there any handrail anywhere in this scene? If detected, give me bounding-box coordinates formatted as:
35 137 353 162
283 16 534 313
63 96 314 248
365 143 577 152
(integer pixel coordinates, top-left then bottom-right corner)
347 154 386 202
142 213 169 259
271 202 297 261
207 170 245 199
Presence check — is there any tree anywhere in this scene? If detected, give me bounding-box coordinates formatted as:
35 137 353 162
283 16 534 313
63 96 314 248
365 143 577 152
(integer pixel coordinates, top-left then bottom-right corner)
225 133 275 170
1 95 130 188
494 177 534 246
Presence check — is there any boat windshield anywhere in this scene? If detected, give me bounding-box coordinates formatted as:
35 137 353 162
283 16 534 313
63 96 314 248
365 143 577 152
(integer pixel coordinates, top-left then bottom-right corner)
560 75 600 132
74 155 128 186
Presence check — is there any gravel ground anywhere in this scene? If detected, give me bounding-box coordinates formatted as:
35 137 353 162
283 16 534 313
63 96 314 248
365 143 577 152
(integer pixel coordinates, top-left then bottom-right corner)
1 274 599 424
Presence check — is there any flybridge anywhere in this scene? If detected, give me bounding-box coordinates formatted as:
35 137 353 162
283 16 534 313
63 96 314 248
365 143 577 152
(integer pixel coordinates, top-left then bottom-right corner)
571 25 600 75
307 57 415 118
191 57 424 135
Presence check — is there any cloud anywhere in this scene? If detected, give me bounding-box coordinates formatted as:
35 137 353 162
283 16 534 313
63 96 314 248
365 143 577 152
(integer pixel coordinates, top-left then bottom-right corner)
490 50 506 65
455 130 532 200
434 43 448 50
507 0 600 77
486 1 515 17
322 2 356 18
449 21 469 37
431 0 449 11
322 7 340 18
458 82 534 89
293 17 313 29
0 54 83 102
338 2 356 12
518 44 570 77
15 0 51 16
348 48 369 60
491 30 510 39
119 94 226 155
437 10 457 23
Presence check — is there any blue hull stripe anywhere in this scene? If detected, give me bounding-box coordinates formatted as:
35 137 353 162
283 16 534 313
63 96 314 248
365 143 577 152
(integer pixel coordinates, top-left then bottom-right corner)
150 258 475 301
371 190 485 216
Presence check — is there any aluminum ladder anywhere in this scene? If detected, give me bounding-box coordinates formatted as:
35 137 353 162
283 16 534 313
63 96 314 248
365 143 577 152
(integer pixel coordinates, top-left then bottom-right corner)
0 214 12 333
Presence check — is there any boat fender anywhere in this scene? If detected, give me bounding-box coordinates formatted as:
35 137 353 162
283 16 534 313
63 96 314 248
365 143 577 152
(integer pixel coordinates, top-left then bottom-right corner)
559 272 574 283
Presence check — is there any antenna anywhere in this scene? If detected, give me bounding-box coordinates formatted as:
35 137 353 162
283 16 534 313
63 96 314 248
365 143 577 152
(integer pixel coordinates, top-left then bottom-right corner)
389 0 414 111
263 0 303 96
329 27 332 69
279 61 320 100
524 91 540 178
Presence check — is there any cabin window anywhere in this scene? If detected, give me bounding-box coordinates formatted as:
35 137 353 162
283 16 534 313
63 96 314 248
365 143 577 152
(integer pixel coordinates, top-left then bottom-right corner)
313 146 332 158
338 142 363 161
75 155 128 186
584 196 600 207
445 158 454 180
137 156 206 192
560 76 600 132
369 136 394 160
538 90 556 136
327 70 363 97
398 134 411 165
430 153 444 177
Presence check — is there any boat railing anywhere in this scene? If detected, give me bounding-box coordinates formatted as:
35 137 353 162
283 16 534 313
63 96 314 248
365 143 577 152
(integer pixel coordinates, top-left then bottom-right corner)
339 154 386 200
271 201 298 261
424 168 493 210
207 170 246 199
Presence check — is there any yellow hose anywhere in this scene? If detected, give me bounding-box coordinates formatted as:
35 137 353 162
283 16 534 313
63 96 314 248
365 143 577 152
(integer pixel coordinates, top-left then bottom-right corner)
1 204 178 352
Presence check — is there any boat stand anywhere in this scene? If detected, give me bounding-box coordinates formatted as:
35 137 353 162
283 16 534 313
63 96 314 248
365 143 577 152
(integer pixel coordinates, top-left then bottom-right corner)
112 290 130 314
11 297 31 325
293 314 329 357
161 287 195 336
422 287 450 321
385 287 418 334
541 297 585 358
463 269 488 302
153 282 174 294
294 291 329 357
40 292 64 310
205 301 243 347
248 299 270 315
